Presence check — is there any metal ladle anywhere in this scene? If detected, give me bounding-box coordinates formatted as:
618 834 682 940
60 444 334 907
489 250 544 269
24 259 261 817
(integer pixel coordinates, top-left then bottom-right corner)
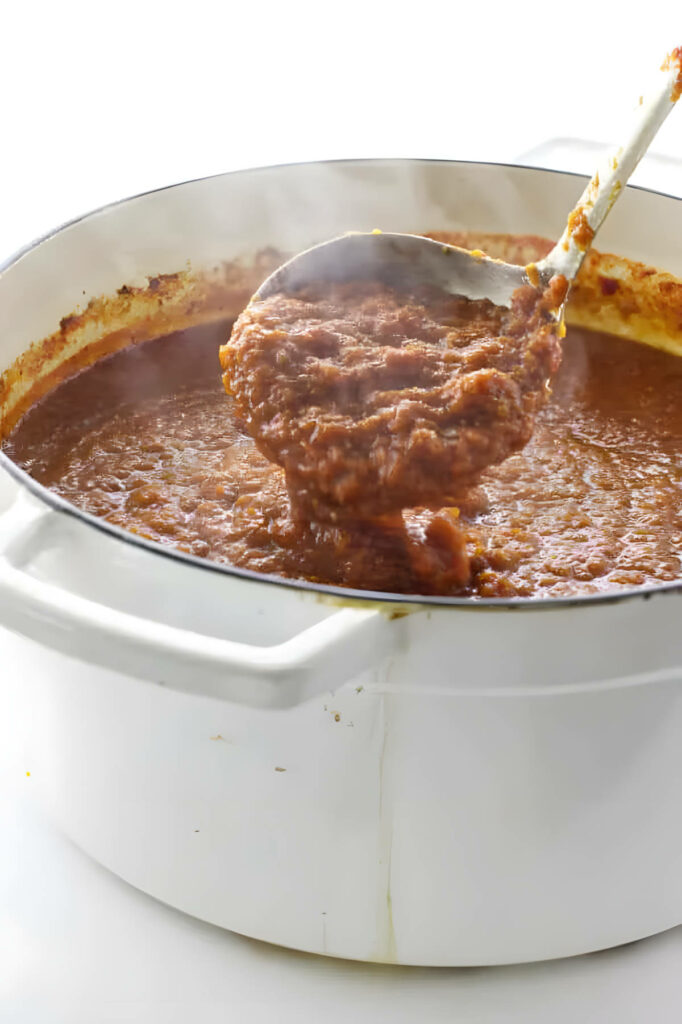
257 48 681 319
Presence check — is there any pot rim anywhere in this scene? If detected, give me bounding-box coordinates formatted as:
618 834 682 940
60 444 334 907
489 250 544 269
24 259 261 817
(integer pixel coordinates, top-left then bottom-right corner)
2 156 681 612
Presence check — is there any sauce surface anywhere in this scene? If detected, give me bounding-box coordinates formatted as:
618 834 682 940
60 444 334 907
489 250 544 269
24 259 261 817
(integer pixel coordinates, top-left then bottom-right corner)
4 320 682 598
222 279 562 520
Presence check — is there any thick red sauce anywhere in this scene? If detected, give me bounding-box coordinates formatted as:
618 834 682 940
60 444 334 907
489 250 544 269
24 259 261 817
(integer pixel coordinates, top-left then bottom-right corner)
222 278 562 520
4 320 682 598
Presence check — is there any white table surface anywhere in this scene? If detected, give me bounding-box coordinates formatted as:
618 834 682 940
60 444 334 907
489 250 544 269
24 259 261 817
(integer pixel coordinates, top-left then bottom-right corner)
2 773 682 1024
2 3 682 1021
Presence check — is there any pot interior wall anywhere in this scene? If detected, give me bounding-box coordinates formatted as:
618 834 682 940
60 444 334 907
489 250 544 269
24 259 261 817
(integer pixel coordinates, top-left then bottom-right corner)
2 160 682 379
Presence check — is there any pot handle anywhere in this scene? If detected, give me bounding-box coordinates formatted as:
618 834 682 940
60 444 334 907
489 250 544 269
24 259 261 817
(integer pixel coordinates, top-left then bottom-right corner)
0 494 396 708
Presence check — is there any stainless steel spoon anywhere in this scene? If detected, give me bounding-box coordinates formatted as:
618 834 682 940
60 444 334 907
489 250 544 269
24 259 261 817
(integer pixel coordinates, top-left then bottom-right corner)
257 48 681 319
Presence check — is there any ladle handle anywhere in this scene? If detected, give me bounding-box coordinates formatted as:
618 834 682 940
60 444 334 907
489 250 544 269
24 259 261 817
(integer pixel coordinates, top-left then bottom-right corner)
538 47 681 283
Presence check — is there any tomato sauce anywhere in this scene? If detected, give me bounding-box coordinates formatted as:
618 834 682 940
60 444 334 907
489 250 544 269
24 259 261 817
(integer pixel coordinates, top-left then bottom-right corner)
222 278 562 520
4 318 682 598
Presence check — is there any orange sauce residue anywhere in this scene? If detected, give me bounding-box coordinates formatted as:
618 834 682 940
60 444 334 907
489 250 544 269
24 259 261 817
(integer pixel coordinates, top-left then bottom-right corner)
566 206 595 251
661 46 682 103
525 262 540 287
586 172 600 202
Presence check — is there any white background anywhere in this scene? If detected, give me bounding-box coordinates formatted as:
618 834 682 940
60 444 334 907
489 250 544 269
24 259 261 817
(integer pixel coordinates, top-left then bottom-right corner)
1 2 682 1021
1 0 681 261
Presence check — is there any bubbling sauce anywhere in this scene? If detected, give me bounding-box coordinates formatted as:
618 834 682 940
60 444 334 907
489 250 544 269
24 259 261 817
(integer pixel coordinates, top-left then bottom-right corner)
5 319 682 598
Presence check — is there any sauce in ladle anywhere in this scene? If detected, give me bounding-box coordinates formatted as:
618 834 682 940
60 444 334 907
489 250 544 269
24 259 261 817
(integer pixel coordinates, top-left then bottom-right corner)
221 276 566 522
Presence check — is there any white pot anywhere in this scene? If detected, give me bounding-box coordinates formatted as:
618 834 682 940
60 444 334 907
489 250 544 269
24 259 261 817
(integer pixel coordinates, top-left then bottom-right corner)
1 160 682 966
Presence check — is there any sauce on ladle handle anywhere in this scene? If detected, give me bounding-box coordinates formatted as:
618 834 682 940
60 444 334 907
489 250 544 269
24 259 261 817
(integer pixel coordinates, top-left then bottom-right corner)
534 46 682 287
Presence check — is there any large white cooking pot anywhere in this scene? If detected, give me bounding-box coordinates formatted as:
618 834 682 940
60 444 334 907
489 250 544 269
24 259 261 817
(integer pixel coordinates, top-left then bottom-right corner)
1 160 682 966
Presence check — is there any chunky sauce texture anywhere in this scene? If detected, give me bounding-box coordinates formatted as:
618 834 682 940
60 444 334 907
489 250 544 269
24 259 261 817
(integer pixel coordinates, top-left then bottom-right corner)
5 320 682 598
222 279 562 520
